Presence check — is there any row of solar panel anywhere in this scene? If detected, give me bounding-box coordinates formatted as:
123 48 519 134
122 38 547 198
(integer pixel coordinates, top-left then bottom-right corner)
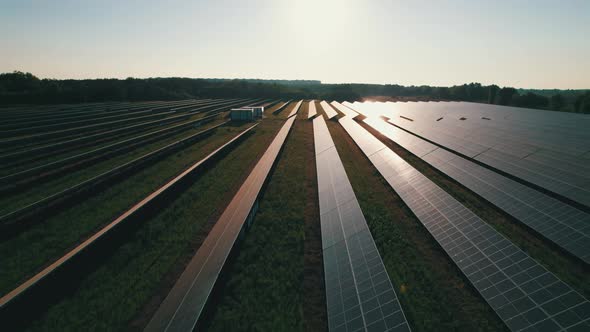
346 101 590 208
313 115 411 332
0 99 201 126
272 100 293 114
355 115 590 264
308 100 317 119
321 100 339 119
347 101 589 165
336 112 590 332
287 100 303 118
0 99 264 227
0 98 257 163
0 99 240 139
0 122 259 317
0 100 245 185
365 101 589 153
0 99 242 148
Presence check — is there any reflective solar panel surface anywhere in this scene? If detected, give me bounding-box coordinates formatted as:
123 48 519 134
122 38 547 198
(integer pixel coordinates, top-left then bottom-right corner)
345 101 590 207
338 114 590 332
359 116 590 264
331 101 360 117
313 116 411 332
321 100 339 119
308 100 317 119
288 100 303 118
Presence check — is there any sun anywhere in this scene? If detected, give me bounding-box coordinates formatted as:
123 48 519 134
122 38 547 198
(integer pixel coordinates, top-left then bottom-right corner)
279 0 359 43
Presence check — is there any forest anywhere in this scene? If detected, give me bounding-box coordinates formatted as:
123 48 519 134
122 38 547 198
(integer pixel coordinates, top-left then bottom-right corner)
1 71 589 113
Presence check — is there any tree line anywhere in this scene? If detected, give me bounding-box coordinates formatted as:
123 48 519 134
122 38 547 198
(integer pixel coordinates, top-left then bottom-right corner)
1 71 588 113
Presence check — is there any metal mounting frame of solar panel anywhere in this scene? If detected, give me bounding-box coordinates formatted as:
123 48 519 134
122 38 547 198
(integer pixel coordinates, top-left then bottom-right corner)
338 115 590 332
359 116 590 264
308 100 317 119
347 101 590 208
320 100 339 119
313 116 411 332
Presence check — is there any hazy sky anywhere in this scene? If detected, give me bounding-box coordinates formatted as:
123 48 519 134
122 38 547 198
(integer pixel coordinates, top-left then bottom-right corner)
1 0 589 88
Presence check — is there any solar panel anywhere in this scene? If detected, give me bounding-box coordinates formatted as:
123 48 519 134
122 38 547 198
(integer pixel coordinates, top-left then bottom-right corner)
360 116 590 264
0 123 259 313
0 98 259 164
345 101 590 208
338 114 590 332
331 101 360 118
146 117 296 332
320 101 339 119
287 100 303 118
0 110 223 188
272 100 292 114
313 116 411 332
308 100 317 119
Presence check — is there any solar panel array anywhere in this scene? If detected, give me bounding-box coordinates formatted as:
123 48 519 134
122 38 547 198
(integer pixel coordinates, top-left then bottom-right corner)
0 98 247 148
313 115 411 332
288 100 303 118
359 116 590 264
0 123 259 310
308 100 317 119
320 100 339 119
0 98 257 164
346 101 590 207
338 115 590 332
146 116 296 332
331 101 360 118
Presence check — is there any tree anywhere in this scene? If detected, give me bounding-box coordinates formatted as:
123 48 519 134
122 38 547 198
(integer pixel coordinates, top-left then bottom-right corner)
574 92 590 113
0 71 585 113
488 85 499 104
497 87 517 105
550 94 564 111
512 92 549 109
0 71 40 92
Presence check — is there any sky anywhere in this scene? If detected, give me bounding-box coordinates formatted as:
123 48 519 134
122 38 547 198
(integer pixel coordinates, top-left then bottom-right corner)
1 0 589 89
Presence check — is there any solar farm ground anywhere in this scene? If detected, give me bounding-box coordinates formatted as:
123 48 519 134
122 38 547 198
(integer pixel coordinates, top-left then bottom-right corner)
0 99 588 331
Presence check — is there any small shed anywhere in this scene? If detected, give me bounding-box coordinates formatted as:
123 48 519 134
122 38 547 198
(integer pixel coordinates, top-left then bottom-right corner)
230 106 264 121
251 106 264 119
230 108 254 121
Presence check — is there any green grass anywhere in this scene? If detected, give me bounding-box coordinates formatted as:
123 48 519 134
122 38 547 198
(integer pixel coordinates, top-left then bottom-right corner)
23 118 285 331
359 121 590 299
0 116 229 215
0 122 251 295
205 111 317 331
325 116 508 332
300 103 328 332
